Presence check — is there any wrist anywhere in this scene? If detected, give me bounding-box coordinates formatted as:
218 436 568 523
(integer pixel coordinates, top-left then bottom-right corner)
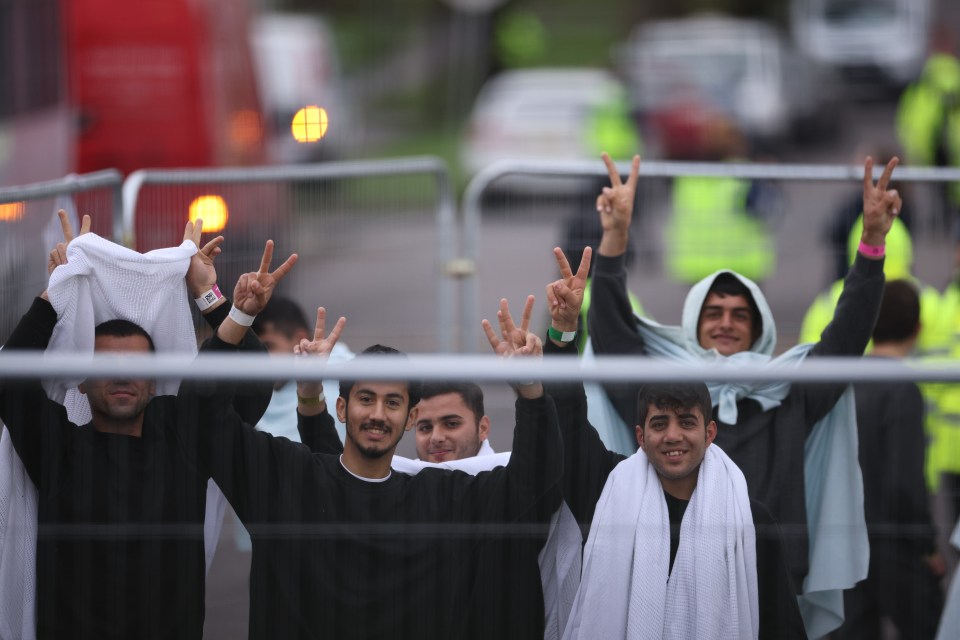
547 325 577 344
228 305 256 327
598 230 628 257
194 284 224 312
858 238 885 259
297 391 325 407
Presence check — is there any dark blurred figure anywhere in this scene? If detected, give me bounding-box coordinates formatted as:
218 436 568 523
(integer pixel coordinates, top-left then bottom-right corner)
832 279 945 640
896 27 960 230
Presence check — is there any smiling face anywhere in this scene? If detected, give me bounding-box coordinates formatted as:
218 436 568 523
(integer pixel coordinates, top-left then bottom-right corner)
697 292 755 356
414 392 490 462
636 403 716 500
336 381 414 461
78 334 156 435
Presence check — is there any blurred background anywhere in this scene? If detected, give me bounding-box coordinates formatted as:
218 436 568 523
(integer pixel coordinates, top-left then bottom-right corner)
4 1 960 636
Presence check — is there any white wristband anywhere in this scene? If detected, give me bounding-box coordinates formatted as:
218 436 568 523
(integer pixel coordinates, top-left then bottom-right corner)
228 305 256 327
194 284 223 311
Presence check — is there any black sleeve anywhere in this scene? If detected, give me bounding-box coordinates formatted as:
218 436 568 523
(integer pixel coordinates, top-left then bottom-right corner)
586 253 647 429
176 334 320 523
752 499 806 639
202 301 272 425
798 252 885 428
298 409 345 454
0 297 75 486
464 394 563 524
543 338 626 528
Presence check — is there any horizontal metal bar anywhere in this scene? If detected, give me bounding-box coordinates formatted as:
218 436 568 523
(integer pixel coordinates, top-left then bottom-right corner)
0 170 123 204
2 353 959 384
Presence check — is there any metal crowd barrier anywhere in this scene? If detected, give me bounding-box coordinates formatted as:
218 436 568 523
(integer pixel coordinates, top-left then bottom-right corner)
0 170 124 343
460 159 960 354
122 157 458 352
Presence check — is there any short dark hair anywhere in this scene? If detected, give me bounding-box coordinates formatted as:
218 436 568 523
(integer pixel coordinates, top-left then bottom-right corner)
705 273 762 343
339 344 422 409
420 382 485 421
94 319 155 352
251 295 309 339
873 279 921 344
636 383 713 429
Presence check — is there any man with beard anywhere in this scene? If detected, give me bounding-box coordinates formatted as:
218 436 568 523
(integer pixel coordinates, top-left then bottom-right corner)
190 298 563 640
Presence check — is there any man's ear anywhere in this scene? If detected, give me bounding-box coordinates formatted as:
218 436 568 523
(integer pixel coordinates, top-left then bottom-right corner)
635 424 644 447
405 406 419 432
705 419 718 446
78 380 88 395
478 415 491 441
335 397 347 424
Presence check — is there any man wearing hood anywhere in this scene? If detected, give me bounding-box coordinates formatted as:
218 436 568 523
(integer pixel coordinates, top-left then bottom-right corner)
585 152 900 636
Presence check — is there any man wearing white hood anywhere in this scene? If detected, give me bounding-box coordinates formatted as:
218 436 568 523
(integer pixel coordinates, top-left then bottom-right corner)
585 152 900 637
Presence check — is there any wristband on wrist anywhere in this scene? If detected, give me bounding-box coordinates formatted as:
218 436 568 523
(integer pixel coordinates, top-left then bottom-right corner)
297 392 325 407
194 284 223 311
858 240 885 258
547 325 577 343
228 305 256 327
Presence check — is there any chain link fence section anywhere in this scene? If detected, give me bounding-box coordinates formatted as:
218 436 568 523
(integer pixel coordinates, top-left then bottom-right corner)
122 157 458 352
0 170 123 343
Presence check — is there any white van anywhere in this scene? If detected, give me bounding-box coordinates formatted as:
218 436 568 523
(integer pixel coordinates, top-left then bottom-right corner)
249 13 350 163
790 0 932 88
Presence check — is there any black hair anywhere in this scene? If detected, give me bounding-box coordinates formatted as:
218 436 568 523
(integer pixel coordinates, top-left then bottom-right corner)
420 382 485 421
94 319 156 352
636 383 713 429
873 279 921 344
705 273 762 344
251 295 310 339
339 344 422 409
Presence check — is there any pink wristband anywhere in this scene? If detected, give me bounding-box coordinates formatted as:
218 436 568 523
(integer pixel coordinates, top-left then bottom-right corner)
858 241 885 258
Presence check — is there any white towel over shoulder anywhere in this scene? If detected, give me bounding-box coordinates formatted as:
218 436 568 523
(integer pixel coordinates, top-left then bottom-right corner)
564 444 758 640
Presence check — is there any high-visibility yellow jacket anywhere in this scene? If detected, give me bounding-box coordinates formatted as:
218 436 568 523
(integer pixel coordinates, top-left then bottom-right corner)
896 52 960 204
666 174 775 284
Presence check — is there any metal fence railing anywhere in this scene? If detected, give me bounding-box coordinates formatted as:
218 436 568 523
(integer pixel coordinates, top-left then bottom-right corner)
460 159 960 354
0 170 124 343
122 157 458 353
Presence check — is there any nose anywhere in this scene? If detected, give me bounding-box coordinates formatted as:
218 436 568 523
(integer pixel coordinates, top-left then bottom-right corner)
430 428 445 445
370 400 387 421
663 422 683 443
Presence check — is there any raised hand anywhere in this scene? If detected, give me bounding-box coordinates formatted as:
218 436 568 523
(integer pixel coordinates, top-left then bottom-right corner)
232 240 298 316
483 295 538 357
482 296 543 398
546 246 592 333
296 307 347 399
596 153 640 257
183 218 225 298
861 156 901 249
47 209 91 275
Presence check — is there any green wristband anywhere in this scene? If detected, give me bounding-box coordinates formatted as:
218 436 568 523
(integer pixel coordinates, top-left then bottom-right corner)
547 326 577 343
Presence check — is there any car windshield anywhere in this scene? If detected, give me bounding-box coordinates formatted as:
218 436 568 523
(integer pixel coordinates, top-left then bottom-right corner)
822 0 898 24
638 47 757 108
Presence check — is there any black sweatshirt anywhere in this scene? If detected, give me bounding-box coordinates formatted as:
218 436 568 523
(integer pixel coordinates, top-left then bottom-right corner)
0 297 270 640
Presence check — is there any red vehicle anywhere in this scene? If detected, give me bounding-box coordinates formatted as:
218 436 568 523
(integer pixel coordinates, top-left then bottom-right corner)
66 0 265 177
1 0 270 250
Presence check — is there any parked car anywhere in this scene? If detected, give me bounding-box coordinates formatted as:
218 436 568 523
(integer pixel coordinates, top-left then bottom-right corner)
249 13 351 163
615 14 838 157
460 67 635 179
790 0 931 90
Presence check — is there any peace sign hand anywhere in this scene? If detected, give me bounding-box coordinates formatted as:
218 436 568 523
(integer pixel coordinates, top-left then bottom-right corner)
295 307 347 399
861 156 901 249
546 246 592 333
183 218 225 298
232 240 298 316
482 296 544 398
596 153 640 257
47 209 91 275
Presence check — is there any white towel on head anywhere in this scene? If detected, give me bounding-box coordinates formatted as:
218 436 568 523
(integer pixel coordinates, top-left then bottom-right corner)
563 444 758 640
0 232 228 640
